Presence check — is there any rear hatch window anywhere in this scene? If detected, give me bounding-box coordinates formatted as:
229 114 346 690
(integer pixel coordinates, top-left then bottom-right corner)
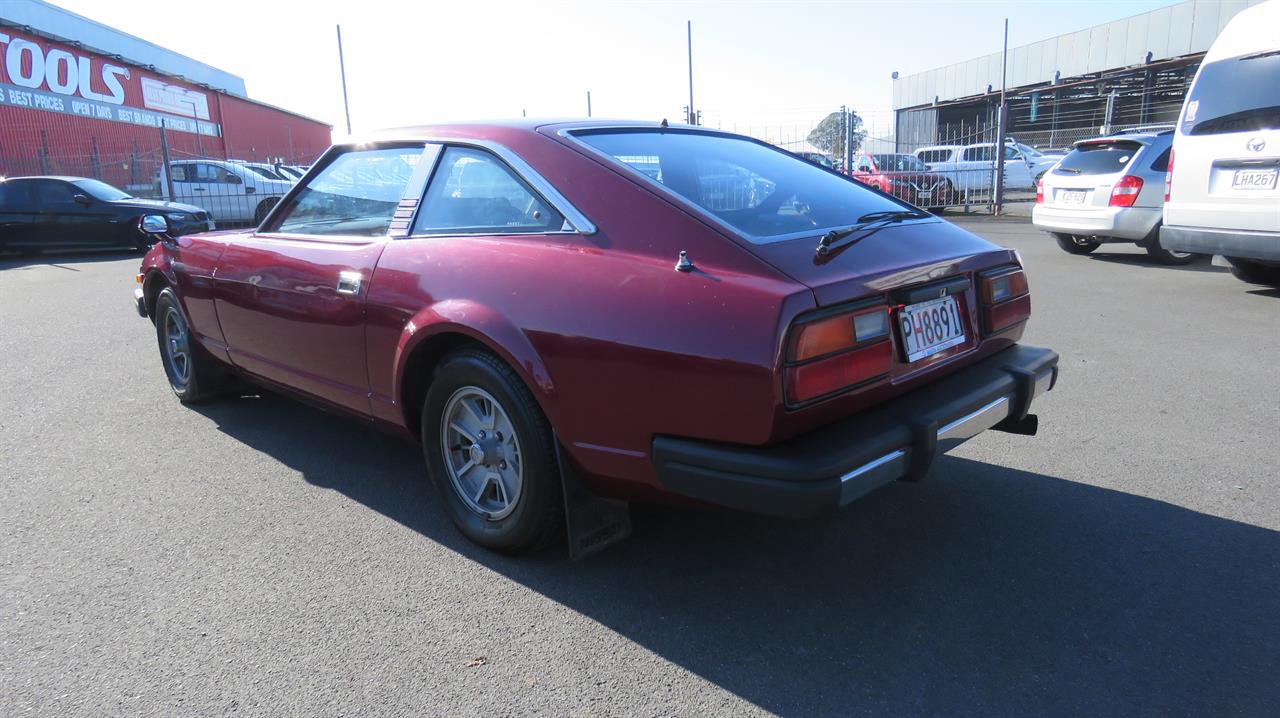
1053 141 1142 176
1182 50 1280 135
572 129 909 244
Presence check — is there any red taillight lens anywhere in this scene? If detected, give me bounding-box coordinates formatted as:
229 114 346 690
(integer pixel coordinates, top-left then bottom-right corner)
1109 175 1143 207
786 342 892 404
785 305 891 403
979 267 1031 333
1164 147 1174 202
1035 179 1044 204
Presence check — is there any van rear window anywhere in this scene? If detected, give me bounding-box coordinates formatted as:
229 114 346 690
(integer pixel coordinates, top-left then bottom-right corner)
1053 141 1142 176
1182 50 1280 135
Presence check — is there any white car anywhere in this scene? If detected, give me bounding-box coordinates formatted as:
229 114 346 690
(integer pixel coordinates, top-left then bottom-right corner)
1161 0 1280 286
1033 131 1191 263
158 159 294 225
914 142 1056 196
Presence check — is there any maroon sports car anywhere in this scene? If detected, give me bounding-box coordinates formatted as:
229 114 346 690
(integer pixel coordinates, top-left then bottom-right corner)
133 121 1058 554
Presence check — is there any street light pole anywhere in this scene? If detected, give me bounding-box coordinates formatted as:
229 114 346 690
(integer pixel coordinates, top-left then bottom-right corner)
180 98 204 158
336 24 353 135
994 17 1009 215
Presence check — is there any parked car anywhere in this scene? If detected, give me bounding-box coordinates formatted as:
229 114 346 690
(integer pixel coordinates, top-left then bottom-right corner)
914 142 1055 195
793 151 835 169
1032 131 1192 263
0 176 212 253
132 121 1058 554
232 161 296 183
849 152 955 210
1161 0 1280 286
272 164 308 181
157 159 294 225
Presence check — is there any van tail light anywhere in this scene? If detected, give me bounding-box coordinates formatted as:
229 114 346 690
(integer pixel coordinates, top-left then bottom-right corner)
1109 175 1143 207
1035 179 1044 204
785 305 892 404
1164 147 1174 202
978 267 1031 334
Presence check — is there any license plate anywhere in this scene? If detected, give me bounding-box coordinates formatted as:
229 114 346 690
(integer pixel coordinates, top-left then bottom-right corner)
898 296 966 363
1061 189 1087 205
1232 168 1278 190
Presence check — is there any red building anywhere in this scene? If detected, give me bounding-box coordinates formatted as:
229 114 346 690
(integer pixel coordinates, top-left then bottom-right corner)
0 1 331 195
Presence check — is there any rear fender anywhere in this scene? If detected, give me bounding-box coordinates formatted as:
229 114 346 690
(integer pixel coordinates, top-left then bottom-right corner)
393 299 557 424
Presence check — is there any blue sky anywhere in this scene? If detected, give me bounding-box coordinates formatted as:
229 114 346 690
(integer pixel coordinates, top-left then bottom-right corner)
47 0 1179 138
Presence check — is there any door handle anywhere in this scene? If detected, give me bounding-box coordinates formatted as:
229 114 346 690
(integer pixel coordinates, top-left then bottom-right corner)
193 187 207 191
336 271 363 296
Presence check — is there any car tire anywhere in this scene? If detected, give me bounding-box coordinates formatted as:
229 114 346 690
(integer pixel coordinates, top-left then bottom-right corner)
253 198 279 225
1225 257 1280 287
1143 224 1197 265
154 287 230 403
1053 233 1100 255
421 348 563 554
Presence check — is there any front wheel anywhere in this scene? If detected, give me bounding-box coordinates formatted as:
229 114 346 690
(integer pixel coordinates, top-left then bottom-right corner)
1226 257 1280 287
421 349 563 554
154 287 230 402
1053 233 1100 255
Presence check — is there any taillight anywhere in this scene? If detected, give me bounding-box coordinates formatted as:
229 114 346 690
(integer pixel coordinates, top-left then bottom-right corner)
1035 179 1044 204
978 267 1031 333
785 305 892 404
1109 175 1143 207
1164 147 1174 202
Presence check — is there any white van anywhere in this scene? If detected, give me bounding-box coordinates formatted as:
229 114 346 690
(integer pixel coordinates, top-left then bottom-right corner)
914 142 1056 196
1161 0 1280 286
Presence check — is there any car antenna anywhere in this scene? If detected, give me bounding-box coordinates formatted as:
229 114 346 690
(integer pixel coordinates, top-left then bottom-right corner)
660 118 669 128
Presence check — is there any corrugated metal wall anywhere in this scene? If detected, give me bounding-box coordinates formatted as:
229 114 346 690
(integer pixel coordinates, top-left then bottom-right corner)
892 0 1263 111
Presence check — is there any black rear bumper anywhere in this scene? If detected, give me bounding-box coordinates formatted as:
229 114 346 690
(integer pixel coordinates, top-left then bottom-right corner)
652 344 1058 518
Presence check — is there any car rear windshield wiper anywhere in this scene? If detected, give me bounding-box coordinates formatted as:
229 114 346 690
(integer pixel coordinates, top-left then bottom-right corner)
1055 167 1082 174
816 210 927 256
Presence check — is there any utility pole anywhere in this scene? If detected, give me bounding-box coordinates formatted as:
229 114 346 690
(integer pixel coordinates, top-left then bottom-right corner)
994 18 1009 215
839 104 847 171
587 91 592 118
844 106 853 172
336 24 353 135
686 21 695 124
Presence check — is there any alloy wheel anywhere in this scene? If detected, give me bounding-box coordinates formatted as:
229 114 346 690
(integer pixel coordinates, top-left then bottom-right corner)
440 386 524 520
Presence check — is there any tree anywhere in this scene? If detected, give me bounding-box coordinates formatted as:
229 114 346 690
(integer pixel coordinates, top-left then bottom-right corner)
807 110 867 160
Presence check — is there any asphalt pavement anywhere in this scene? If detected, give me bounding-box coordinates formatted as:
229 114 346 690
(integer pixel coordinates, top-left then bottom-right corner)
2 217 1278 717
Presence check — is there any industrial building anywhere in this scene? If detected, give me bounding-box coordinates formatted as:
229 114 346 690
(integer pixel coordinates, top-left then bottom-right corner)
0 0 331 195
892 0 1266 153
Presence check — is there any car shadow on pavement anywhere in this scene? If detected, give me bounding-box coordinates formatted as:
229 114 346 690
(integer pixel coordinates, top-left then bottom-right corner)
1084 252 1228 274
194 392 1280 717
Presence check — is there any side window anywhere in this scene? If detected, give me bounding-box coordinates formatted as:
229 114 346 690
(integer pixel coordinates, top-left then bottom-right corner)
1151 147 1172 172
272 145 424 237
963 146 993 162
1004 145 1022 160
33 180 77 205
414 146 564 235
853 155 872 171
171 165 190 182
917 149 950 164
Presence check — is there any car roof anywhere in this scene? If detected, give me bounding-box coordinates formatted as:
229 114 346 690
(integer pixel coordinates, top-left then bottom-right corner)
354 118 696 144
2 175 89 182
1074 132 1172 148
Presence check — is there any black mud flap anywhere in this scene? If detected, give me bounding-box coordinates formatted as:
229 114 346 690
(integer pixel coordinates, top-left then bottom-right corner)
555 439 632 560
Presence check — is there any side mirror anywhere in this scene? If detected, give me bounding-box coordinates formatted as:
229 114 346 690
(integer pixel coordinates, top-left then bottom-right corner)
73 194 92 206
858 165 871 173
139 214 171 236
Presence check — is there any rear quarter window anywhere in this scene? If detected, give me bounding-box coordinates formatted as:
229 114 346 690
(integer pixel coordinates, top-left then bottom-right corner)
1053 142 1142 176
574 129 908 243
1182 50 1280 135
